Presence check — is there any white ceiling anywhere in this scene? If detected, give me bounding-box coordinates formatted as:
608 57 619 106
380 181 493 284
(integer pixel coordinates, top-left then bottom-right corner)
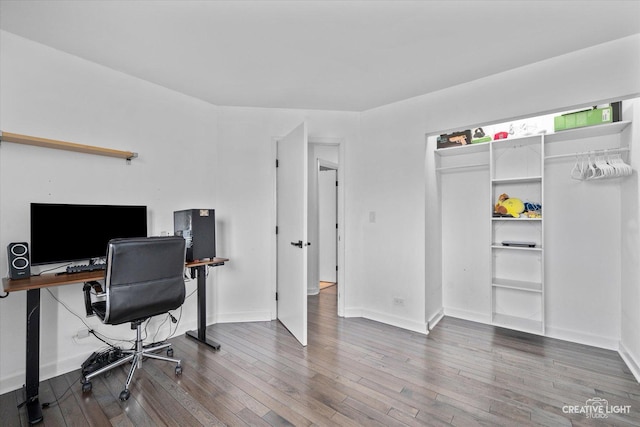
1 0 639 112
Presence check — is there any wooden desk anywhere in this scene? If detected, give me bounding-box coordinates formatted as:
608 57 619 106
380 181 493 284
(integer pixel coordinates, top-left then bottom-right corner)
2 257 228 425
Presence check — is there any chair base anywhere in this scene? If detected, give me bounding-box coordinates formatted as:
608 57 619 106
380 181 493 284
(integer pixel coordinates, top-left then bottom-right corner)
82 322 182 400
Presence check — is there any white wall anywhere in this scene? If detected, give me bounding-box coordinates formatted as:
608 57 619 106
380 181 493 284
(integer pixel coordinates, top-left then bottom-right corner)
355 34 640 336
544 131 624 348
0 31 219 393
439 162 490 323
621 99 640 381
354 104 429 333
214 108 358 322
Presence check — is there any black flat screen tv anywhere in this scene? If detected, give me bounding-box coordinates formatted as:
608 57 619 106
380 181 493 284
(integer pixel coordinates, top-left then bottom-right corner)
30 203 148 265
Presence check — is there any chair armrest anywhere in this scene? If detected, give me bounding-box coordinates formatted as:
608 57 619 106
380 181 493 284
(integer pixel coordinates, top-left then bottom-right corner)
83 281 104 317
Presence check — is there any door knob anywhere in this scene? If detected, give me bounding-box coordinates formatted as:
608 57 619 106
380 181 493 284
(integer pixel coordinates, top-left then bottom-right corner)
291 240 303 248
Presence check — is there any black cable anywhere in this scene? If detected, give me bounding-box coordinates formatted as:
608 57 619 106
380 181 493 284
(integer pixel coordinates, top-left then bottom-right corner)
31 262 72 276
152 315 170 343
40 376 81 409
16 375 81 410
89 330 119 349
45 289 135 346
45 289 92 329
166 306 183 339
43 277 194 364
0 291 9 298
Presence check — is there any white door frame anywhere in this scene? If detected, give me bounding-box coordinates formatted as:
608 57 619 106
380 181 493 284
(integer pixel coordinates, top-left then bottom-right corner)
317 158 338 286
271 136 346 319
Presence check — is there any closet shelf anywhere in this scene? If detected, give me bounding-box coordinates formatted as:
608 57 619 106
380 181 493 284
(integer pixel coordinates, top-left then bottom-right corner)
435 162 488 172
492 217 542 221
435 141 489 156
0 131 138 161
434 121 631 158
491 134 543 146
492 244 542 251
492 278 542 293
492 176 542 184
545 121 631 143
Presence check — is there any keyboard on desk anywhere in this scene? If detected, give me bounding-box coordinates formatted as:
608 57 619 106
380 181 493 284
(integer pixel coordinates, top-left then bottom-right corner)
66 264 106 274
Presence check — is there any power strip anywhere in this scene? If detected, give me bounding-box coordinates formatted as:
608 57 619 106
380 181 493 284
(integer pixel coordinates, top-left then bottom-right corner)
81 348 123 376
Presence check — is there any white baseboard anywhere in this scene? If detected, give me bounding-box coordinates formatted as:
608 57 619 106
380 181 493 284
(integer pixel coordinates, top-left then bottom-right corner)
443 307 491 325
545 326 618 351
0 319 200 395
443 308 620 352
343 307 363 318
0 311 265 395
0 351 96 395
357 308 428 335
216 311 272 323
427 309 444 331
344 307 427 334
619 341 640 383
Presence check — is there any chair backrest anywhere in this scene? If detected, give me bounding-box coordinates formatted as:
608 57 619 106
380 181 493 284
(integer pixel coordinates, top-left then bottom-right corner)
103 236 186 325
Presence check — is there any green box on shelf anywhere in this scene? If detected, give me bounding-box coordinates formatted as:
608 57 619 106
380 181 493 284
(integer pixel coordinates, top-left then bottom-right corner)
472 136 491 144
554 106 612 131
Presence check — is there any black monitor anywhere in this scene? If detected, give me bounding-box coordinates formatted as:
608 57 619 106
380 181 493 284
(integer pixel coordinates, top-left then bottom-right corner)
30 203 148 265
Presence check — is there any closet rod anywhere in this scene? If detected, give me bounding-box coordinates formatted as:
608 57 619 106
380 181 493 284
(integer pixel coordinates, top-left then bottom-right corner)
544 146 630 161
435 162 488 172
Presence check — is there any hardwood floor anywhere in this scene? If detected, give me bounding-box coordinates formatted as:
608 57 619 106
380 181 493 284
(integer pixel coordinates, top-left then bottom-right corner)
319 282 336 290
2 287 639 426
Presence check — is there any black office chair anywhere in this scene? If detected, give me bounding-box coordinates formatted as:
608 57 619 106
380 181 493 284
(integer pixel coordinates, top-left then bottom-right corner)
81 236 186 401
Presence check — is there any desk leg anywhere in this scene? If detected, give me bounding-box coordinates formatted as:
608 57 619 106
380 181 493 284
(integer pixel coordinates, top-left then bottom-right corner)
185 265 221 350
25 288 43 424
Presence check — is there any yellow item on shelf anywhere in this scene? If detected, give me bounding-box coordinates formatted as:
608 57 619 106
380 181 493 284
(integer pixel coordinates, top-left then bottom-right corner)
494 193 525 218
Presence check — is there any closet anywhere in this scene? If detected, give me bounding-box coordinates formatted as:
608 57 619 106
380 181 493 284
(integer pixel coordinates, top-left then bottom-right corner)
433 112 632 347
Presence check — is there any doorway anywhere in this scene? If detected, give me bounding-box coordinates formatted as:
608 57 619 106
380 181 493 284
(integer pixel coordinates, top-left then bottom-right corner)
273 132 345 346
318 159 338 295
306 142 340 306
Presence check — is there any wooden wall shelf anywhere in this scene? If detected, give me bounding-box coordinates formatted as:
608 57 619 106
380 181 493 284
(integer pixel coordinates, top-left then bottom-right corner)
0 131 137 161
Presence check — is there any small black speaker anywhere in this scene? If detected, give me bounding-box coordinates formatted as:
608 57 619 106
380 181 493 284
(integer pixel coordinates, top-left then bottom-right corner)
8 242 31 280
174 209 216 262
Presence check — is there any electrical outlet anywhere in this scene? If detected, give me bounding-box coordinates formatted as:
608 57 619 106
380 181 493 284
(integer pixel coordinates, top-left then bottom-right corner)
393 297 405 306
76 328 90 339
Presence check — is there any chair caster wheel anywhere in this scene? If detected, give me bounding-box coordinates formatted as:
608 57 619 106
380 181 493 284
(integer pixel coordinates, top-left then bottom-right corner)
175 365 182 375
167 348 174 357
119 389 130 401
82 381 92 393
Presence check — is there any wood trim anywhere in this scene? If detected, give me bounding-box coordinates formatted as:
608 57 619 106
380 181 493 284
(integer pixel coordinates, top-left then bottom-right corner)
186 257 229 268
2 270 105 292
0 131 137 160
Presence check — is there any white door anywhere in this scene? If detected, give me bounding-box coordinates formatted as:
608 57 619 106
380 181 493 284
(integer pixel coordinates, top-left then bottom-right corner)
277 122 308 346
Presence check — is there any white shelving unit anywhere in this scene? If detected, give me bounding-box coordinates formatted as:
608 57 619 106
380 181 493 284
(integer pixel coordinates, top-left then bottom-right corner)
434 120 632 337
490 134 545 335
